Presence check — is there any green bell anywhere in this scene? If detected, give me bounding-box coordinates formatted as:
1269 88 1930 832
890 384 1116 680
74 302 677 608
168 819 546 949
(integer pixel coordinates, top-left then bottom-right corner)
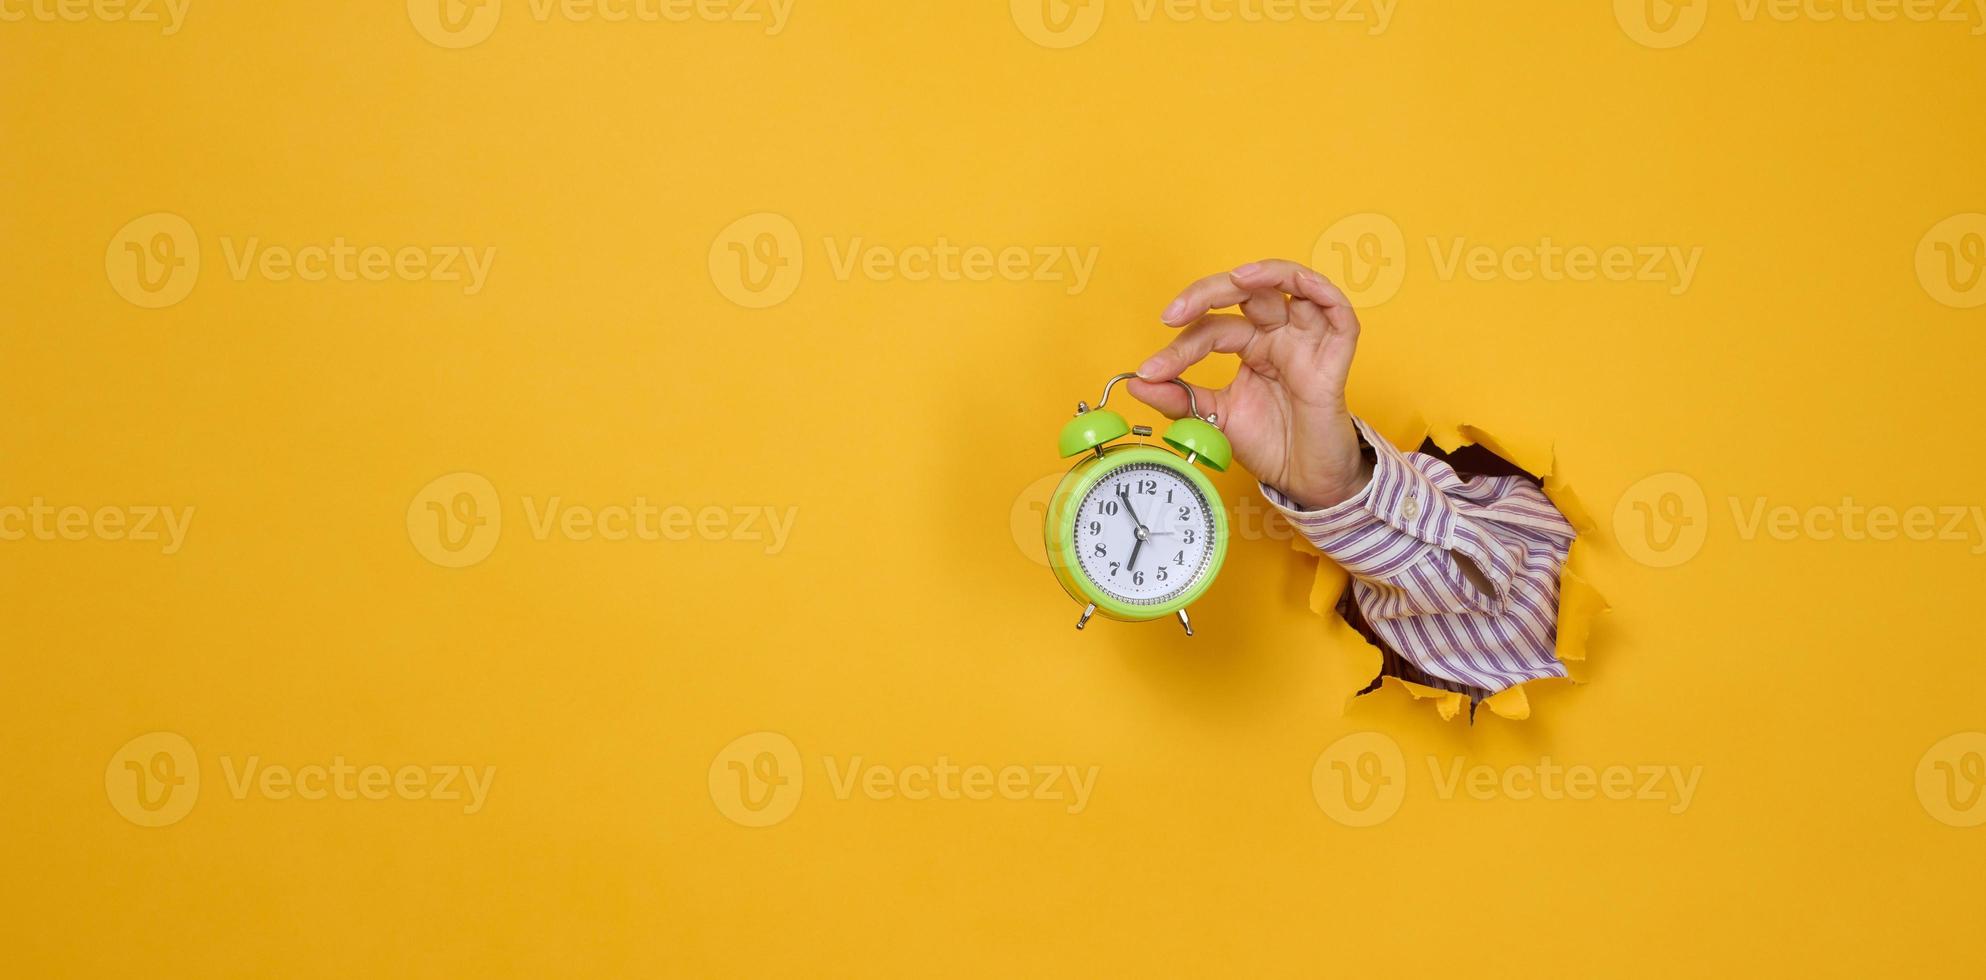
1058 408 1130 457
1163 416 1231 471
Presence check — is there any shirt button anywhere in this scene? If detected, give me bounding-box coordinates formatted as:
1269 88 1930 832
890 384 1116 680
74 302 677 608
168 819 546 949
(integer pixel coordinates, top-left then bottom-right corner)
1403 494 1420 521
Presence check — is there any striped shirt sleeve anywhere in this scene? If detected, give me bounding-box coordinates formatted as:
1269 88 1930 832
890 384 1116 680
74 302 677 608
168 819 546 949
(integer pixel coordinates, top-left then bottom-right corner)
1260 417 1579 697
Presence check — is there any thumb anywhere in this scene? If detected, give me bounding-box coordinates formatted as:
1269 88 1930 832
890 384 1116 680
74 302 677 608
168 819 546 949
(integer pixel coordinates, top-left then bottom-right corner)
1135 349 1182 382
1125 378 1218 421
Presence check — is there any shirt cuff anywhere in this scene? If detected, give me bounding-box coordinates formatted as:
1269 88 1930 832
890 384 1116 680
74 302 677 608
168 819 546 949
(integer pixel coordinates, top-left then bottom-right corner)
1258 417 1458 580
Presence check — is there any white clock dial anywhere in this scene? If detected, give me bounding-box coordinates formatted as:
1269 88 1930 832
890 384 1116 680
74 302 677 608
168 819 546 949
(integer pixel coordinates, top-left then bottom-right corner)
1071 461 1217 605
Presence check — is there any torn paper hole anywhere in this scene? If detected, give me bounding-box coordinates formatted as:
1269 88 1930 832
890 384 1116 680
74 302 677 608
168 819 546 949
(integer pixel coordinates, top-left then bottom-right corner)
1290 415 1610 723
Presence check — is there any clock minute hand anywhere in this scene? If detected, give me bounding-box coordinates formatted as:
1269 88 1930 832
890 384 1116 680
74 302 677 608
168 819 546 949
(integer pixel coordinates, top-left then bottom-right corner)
1117 485 1151 570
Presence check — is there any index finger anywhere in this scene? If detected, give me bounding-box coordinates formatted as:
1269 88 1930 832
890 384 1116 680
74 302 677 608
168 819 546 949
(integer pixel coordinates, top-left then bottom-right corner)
1230 259 1353 311
1160 259 1349 327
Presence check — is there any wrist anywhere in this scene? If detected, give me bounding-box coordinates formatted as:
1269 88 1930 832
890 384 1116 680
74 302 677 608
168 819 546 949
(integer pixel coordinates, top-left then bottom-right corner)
1285 456 1374 511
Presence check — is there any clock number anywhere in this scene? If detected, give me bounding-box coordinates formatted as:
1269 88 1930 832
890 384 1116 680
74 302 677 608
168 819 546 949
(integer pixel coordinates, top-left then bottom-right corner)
1183 529 1195 544
1173 551 1184 566
1093 543 1107 557
1088 521 1101 534
1157 568 1168 582
1099 500 1119 516
1177 506 1190 521
1108 561 1121 577
1137 479 1157 495
1132 571 1145 586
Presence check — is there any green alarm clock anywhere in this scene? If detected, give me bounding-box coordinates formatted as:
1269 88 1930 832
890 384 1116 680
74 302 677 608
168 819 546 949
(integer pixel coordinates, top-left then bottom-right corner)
1044 372 1232 635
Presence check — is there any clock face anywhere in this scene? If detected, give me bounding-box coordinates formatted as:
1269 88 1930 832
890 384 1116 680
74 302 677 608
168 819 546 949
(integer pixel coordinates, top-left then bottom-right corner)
1070 460 1219 606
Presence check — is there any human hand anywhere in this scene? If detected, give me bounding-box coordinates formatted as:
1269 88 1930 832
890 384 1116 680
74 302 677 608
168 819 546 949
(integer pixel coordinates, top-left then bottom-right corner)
1127 259 1372 510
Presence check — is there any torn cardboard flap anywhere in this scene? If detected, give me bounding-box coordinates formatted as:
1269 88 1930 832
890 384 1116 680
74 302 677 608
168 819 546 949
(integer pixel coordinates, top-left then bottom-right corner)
1287 414 1610 722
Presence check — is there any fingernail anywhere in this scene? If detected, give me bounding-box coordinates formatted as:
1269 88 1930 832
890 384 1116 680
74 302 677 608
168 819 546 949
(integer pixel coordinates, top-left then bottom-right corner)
1232 262 1262 277
1161 299 1186 323
1136 355 1168 379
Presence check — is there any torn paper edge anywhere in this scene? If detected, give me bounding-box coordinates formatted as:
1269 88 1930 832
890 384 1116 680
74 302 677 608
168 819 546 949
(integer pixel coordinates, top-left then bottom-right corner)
1290 414 1611 722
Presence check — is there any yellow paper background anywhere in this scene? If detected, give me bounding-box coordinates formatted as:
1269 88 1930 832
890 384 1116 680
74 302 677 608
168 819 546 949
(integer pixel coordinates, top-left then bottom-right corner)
4 2 1984 975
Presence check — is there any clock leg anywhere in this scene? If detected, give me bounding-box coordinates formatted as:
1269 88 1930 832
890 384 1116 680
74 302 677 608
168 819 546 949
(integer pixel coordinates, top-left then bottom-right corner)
1176 608 1194 637
1076 603 1095 631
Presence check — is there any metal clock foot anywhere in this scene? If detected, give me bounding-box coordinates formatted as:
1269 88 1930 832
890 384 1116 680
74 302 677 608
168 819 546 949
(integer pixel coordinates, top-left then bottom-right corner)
1177 608 1193 636
1076 603 1095 630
